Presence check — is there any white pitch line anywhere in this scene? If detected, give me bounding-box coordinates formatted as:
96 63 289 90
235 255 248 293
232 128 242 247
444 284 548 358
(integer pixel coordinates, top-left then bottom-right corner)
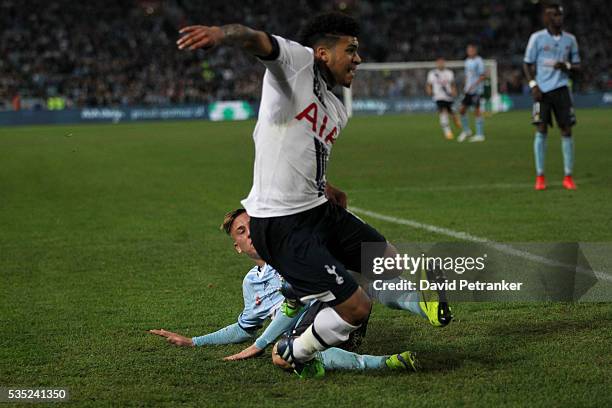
349 206 612 284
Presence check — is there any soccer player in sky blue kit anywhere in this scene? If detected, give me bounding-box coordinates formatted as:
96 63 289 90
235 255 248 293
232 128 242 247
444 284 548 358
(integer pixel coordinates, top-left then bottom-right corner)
523 3 580 190
458 44 486 142
150 209 422 376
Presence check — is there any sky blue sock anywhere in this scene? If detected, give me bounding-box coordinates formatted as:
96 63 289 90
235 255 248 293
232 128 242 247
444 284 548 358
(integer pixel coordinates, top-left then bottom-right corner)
562 136 574 175
461 114 470 132
366 278 426 318
534 131 547 176
319 348 386 371
475 116 484 135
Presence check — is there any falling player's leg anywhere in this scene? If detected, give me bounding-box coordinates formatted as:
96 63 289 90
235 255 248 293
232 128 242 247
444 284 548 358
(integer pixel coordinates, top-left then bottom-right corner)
271 343 419 375
319 348 419 372
250 203 372 377
330 207 452 327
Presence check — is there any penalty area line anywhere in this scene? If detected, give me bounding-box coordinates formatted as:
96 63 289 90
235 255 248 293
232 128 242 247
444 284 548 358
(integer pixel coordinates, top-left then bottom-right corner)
349 206 612 284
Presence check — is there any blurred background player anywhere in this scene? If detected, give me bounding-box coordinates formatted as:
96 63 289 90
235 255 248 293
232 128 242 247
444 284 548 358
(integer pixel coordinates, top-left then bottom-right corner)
523 3 580 191
458 44 486 142
426 57 460 140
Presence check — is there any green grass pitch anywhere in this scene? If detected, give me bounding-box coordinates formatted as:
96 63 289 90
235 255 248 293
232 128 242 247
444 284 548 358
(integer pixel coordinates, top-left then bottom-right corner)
1 109 611 406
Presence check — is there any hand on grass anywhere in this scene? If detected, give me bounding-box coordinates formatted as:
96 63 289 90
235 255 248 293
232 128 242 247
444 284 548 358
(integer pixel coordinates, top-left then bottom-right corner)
223 344 263 361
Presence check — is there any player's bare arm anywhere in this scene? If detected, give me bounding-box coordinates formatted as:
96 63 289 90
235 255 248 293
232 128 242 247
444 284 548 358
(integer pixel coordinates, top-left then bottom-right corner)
425 83 433 97
523 62 542 101
149 329 195 347
177 24 273 57
223 343 264 361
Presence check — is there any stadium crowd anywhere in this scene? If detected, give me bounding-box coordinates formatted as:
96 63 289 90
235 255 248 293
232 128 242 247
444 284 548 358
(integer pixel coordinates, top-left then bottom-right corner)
1 0 610 110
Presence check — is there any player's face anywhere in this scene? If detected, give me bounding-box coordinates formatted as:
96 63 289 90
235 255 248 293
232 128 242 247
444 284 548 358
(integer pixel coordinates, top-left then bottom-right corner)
327 36 361 88
230 212 260 260
466 45 477 58
545 8 564 29
436 58 445 69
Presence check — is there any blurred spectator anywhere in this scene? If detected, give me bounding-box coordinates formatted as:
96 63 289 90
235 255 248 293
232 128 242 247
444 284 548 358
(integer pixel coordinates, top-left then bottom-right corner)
1 0 610 110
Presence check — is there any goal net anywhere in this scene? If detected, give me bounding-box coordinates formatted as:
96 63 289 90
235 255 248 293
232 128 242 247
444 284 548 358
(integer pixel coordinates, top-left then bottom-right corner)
342 60 500 117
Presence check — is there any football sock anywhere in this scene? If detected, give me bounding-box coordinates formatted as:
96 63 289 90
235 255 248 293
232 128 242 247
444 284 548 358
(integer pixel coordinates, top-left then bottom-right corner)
534 131 547 176
475 116 484 135
460 114 470 132
191 323 254 346
439 112 451 134
318 348 386 370
562 135 574 175
293 307 359 361
366 278 424 317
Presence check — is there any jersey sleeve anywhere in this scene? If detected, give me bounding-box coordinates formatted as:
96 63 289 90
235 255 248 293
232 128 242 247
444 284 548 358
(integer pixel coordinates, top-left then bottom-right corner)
426 71 434 84
524 33 538 64
253 308 302 350
570 36 580 64
259 34 313 82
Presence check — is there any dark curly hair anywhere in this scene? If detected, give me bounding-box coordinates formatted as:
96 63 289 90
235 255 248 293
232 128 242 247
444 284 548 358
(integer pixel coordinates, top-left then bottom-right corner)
298 12 360 48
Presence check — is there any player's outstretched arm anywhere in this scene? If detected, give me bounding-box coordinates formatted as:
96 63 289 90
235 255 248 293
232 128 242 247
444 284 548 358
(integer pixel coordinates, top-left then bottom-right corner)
149 329 195 347
177 24 273 57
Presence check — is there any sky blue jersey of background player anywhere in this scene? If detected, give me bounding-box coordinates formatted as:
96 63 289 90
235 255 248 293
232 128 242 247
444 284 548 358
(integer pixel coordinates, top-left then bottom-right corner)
464 56 485 95
524 29 580 93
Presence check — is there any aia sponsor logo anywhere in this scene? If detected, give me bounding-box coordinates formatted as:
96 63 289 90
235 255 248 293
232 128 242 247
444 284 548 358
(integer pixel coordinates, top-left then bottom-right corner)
295 102 338 145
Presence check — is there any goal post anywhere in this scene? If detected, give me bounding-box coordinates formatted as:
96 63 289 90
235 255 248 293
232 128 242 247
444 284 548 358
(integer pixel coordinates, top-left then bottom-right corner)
343 59 499 117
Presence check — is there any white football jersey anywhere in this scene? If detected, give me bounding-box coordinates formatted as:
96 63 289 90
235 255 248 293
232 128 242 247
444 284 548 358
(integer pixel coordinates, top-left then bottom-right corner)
426 69 455 102
241 35 348 218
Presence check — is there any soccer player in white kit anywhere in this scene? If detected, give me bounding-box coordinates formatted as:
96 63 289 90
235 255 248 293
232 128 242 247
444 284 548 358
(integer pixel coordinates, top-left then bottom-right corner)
426 57 460 140
177 12 451 378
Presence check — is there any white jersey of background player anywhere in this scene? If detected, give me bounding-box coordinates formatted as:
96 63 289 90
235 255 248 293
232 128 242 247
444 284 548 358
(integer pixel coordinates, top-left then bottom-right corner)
426 58 460 140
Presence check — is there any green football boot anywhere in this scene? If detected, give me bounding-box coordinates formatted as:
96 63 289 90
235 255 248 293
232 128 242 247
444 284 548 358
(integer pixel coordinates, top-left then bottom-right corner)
418 262 453 327
385 351 420 372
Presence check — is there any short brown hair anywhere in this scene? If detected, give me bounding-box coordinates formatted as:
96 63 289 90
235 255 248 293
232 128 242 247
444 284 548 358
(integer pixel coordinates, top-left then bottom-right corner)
220 208 246 235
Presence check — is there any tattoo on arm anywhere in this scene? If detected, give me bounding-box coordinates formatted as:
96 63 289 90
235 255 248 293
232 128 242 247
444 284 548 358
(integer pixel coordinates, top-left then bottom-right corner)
220 24 255 46
220 24 271 57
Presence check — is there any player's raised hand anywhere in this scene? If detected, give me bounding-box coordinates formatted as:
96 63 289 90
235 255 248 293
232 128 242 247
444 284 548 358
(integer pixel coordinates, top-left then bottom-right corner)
177 25 224 51
148 329 195 347
223 344 264 361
